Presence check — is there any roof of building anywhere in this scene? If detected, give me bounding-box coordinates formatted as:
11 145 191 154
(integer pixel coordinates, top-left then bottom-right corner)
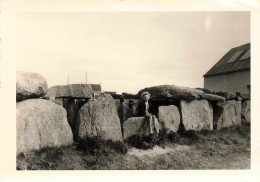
89 84 102 92
46 84 93 99
104 91 116 95
204 43 250 77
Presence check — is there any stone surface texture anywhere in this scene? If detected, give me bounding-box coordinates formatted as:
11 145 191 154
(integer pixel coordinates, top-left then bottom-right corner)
16 99 73 154
241 100 250 124
180 100 213 131
199 93 225 101
158 105 180 132
212 91 237 100
123 117 151 139
75 94 123 141
16 71 48 102
138 85 204 100
213 100 242 130
196 88 212 94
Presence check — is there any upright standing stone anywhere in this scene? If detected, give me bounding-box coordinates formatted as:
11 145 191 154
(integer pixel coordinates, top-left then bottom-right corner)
158 105 180 132
64 98 77 130
118 102 125 135
123 117 150 139
16 99 73 154
16 71 48 102
75 94 123 141
213 100 242 130
180 100 213 131
241 100 250 124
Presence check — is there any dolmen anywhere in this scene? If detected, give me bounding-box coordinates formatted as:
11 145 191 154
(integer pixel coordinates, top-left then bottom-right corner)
16 71 73 154
121 85 250 139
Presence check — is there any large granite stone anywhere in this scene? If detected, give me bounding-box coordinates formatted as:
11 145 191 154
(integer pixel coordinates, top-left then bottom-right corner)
63 98 77 131
75 94 123 141
212 91 237 100
241 100 250 124
138 85 204 100
213 100 242 130
180 100 213 131
16 71 48 102
16 99 73 154
123 117 151 139
199 93 226 101
158 105 180 132
196 88 212 94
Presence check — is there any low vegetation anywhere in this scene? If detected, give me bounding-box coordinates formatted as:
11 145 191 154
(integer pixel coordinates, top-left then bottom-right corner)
77 136 128 155
17 124 250 170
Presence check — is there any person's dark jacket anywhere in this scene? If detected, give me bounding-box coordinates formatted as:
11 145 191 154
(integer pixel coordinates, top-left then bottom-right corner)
136 100 156 117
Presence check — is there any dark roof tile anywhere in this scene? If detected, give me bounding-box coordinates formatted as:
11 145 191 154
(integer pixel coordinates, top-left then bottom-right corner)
89 84 102 92
204 43 250 77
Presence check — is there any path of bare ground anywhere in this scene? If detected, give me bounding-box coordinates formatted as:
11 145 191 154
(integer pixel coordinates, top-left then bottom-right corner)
17 125 250 170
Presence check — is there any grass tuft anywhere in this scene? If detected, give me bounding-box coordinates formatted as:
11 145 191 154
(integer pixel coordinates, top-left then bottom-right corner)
17 147 64 170
125 134 157 149
126 129 181 149
77 136 128 155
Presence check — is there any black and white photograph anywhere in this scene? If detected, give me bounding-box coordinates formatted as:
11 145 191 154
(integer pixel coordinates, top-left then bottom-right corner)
1 1 260 180
14 11 251 170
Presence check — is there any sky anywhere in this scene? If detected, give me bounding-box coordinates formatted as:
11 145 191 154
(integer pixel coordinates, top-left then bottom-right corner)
16 12 250 94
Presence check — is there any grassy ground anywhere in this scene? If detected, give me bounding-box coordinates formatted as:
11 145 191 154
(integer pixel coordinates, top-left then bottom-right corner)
17 124 250 170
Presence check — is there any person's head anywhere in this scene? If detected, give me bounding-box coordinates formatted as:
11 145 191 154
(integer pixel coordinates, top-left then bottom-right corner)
141 91 150 102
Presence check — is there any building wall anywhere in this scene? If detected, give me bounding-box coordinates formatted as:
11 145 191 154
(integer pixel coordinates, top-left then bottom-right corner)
204 70 250 92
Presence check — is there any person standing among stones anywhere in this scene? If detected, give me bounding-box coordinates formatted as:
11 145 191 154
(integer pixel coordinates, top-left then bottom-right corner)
136 91 160 134
118 96 125 136
125 98 134 119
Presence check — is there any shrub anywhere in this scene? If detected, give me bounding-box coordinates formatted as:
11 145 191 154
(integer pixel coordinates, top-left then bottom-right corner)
126 129 181 149
177 130 201 145
157 129 169 145
126 135 155 149
77 136 128 155
106 140 128 154
180 130 199 140
168 131 180 143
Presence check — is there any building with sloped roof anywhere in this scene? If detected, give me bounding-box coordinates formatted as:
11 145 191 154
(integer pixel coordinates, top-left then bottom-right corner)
104 91 117 95
89 84 102 95
46 84 93 100
204 43 250 92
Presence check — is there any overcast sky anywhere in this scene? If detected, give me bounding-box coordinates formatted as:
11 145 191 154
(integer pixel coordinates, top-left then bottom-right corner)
16 12 250 94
